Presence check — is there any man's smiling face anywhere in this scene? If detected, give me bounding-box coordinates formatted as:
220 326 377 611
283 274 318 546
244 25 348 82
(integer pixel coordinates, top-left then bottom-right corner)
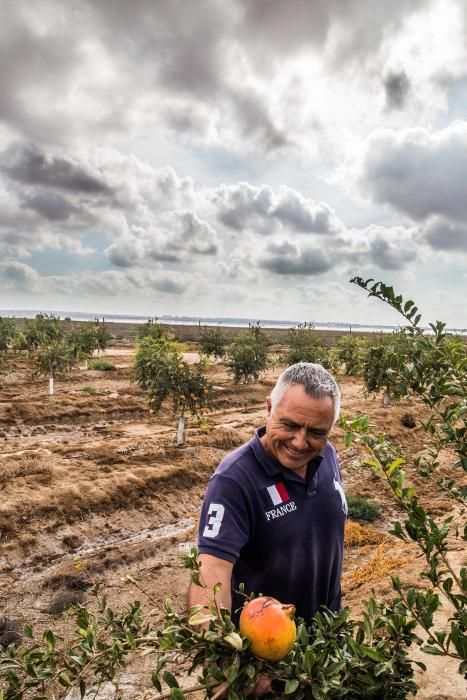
260 384 335 479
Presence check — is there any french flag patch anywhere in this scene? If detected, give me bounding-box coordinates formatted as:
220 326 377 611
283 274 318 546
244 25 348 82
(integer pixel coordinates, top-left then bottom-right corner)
266 482 290 506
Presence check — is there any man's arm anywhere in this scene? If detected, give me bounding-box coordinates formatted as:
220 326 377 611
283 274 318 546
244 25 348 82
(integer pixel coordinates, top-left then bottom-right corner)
188 553 234 613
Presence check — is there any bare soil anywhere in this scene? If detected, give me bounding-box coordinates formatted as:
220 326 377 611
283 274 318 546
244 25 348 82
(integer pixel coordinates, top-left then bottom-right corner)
0 343 465 698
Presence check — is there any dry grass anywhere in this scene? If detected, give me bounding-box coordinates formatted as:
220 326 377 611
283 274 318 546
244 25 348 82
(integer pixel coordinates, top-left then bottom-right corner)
343 543 411 590
344 521 385 547
0 455 52 484
202 427 245 450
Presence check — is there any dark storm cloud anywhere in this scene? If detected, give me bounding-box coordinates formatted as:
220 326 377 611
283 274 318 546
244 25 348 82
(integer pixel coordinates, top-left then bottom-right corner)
360 122 467 222
424 218 467 252
384 71 411 110
368 235 417 270
0 4 83 142
2 143 113 195
214 183 273 232
259 245 332 276
21 192 77 221
231 89 289 150
0 0 431 159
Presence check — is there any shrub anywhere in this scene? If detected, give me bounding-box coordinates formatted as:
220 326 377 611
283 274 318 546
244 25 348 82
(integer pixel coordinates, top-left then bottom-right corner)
199 325 227 359
137 319 170 342
226 323 270 384
0 317 18 351
283 323 337 372
335 335 368 376
81 385 97 394
88 359 116 371
346 493 381 522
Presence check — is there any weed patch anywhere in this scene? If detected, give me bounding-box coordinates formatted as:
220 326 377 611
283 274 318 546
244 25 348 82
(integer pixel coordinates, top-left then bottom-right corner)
347 493 381 522
88 359 116 371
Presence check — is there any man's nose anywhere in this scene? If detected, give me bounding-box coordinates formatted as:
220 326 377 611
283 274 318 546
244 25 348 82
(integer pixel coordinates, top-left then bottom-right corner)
291 428 308 450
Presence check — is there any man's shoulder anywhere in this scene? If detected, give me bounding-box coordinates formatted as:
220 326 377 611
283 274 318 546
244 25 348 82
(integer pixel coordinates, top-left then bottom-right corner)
320 441 339 470
215 439 257 477
323 441 338 458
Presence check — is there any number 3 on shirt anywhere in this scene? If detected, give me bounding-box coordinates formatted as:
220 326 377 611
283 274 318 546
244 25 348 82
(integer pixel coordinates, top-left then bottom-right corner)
203 503 225 538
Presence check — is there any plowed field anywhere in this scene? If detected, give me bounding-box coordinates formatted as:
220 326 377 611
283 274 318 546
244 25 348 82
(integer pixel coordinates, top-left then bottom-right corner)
0 342 464 698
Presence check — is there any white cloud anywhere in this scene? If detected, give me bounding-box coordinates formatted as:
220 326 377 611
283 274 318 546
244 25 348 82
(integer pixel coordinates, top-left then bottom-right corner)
213 182 342 234
358 121 467 222
0 261 41 290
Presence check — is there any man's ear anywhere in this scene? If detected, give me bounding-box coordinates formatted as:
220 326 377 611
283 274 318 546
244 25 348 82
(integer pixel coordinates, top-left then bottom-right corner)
266 396 272 417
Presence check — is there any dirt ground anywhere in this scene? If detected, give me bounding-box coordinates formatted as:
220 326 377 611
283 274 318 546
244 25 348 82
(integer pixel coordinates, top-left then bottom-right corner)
0 343 465 699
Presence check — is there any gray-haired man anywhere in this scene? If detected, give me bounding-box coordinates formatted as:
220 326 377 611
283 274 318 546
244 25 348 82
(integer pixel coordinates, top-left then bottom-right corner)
189 363 347 626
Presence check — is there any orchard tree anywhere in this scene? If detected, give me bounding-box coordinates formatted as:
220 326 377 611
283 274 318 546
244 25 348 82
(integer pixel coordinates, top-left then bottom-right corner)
24 314 83 395
137 318 170 342
283 322 337 372
199 325 227 359
69 324 98 367
68 320 112 366
0 317 20 387
23 313 62 350
0 317 18 351
335 335 369 376
94 319 112 353
32 339 83 396
226 323 270 383
134 336 213 445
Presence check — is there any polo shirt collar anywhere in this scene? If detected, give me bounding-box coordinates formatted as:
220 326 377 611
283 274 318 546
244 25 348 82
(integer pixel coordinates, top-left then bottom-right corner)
251 426 323 483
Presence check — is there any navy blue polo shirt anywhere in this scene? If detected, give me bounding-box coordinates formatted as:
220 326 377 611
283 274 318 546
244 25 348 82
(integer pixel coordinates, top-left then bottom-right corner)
198 427 347 626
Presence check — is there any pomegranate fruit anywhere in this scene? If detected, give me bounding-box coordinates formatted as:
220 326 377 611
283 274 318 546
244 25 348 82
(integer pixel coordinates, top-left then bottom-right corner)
239 596 296 661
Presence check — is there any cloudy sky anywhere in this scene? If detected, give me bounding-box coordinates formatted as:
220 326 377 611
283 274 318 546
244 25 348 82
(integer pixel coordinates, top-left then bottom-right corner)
1 0 466 327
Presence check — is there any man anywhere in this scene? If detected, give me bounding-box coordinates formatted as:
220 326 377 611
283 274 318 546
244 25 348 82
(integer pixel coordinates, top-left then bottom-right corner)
189 362 347 626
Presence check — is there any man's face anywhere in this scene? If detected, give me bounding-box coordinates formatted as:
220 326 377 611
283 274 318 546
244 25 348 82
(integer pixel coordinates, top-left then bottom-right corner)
261 384 335 477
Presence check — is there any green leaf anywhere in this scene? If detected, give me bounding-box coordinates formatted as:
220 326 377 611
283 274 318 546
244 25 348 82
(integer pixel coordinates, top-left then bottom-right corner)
151 672 162 692
442 577 453 595
188 610 216 626
43 629 56 650
285 679 300 694
23 623 33 639
170 689 186 700
163 671 179 688
421 645 445 655
224 632 244 651
58 673 72 687
386 457 405 475
361 646 386 662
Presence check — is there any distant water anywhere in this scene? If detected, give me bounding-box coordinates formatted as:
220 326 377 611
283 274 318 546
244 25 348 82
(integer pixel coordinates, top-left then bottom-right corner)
1 309 466 335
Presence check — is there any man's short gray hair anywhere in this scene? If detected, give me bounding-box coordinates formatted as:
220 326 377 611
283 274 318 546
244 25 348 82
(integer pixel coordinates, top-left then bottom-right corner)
270 362 341 423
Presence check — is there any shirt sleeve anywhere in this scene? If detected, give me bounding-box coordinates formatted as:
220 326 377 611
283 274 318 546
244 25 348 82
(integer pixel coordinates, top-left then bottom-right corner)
198 474 251 563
